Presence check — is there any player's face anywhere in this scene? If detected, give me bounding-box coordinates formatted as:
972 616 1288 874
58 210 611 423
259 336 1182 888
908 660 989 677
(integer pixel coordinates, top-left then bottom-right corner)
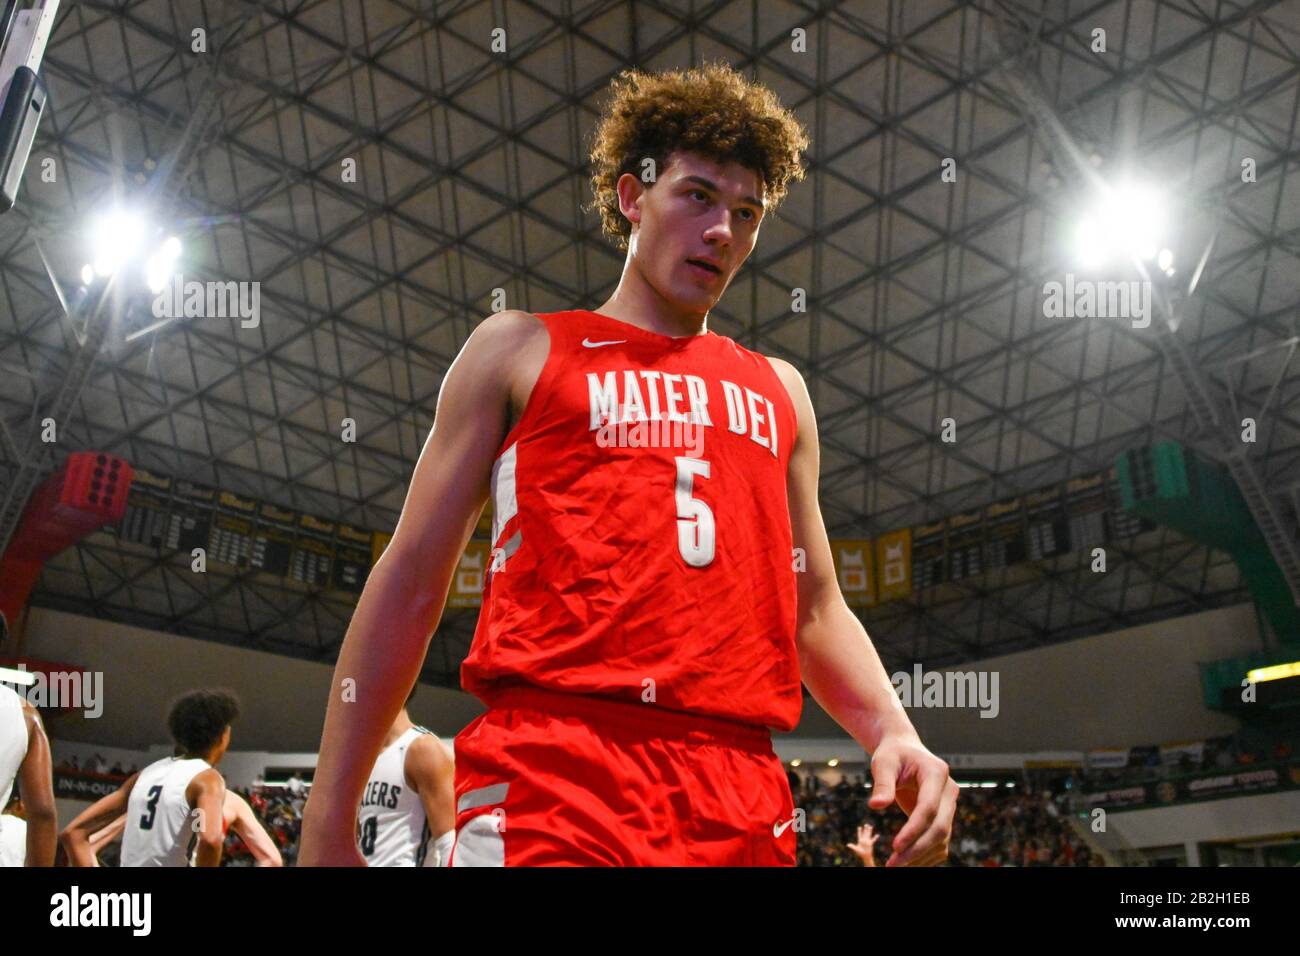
628 150 765 312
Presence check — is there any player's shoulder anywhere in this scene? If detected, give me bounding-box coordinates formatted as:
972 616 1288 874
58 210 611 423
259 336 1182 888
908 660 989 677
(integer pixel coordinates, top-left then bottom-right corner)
456 310 548 383
407 728 453 764
761 354 809 402
471 309 546 349
16 694 44 730
189 765 224 787
763 354 799 378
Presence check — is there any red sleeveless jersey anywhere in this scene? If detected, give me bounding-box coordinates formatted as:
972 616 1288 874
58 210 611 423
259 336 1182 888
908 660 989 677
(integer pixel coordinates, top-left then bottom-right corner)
461 309 802 732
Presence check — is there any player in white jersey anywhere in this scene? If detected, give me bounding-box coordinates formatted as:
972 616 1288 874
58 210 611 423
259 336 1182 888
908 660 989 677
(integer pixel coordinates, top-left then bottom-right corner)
83 788 283 867
357 686 455 867
61 689 239 867
0 611 56 866
0 793 29 866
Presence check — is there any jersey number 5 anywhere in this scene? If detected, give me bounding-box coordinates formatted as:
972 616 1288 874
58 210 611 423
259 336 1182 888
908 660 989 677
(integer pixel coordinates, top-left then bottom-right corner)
675 457 715 567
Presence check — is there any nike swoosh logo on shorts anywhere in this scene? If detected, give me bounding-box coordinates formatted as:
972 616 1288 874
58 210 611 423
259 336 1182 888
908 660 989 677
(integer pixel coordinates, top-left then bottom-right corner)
773 817 797 838
582 337 626 348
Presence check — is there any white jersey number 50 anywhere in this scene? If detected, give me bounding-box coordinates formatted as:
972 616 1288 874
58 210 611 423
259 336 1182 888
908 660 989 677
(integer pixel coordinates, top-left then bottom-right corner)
675 456 715 567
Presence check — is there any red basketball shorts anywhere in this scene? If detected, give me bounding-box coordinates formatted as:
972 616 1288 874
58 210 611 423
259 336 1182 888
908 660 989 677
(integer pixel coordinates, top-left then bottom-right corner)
447 685 797 866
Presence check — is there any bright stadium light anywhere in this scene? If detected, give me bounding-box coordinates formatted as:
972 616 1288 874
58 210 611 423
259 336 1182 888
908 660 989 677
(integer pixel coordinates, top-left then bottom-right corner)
143 234 182 293
89 207 146 277
83 205 183 295
1073 181 1167 269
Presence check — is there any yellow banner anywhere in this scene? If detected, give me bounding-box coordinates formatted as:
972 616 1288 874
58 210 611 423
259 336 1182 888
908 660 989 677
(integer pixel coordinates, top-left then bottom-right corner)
448 542 489 608
875 529 912 602
832 539 875 607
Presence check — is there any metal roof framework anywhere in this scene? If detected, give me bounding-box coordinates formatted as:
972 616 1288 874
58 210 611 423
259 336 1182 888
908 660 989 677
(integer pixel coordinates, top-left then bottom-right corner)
2 0 1299 685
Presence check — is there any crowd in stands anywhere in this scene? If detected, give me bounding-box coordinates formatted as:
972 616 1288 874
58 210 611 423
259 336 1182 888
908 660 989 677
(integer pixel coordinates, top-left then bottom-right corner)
53 755 138 777
223 785 304 866
789 771 1098 867
59 766 1105 867
1079 731 1296 790
46 728 1297 867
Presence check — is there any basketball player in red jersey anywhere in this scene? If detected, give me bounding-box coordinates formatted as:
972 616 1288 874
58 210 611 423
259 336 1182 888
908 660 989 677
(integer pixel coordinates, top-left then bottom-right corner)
302 62 957 866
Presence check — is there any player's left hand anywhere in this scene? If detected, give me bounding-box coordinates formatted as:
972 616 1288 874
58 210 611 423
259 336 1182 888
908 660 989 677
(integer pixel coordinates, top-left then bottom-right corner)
867 734 958 866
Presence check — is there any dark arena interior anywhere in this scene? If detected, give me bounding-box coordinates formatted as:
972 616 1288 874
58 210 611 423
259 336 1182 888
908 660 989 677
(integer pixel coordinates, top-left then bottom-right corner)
0 0 1297 938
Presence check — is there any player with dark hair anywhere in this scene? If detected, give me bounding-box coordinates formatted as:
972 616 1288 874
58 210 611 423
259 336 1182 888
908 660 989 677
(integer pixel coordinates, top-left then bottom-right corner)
302 62 956 867
62 689 240 867
82 787 283 867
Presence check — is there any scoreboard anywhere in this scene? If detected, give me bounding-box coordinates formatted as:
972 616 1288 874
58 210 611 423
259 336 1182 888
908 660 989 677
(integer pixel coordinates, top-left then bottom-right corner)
911 519 947 590
108 461 1159 610
251 501 295 576
166 480 215 553
947 507 984 581
1065 472 1108 555
210 490 257 567
332 523 373 593
984 495 1026 570
119 469 170 547
1025 486 1070 561
290 514 335 587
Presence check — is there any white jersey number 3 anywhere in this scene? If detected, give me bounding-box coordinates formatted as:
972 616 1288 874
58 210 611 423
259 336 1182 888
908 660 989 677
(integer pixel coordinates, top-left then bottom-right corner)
675 457 715 567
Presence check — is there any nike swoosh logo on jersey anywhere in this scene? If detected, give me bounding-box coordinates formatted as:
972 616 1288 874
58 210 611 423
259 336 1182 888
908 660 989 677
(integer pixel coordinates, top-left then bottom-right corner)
773 817 798 838
582 337 627 348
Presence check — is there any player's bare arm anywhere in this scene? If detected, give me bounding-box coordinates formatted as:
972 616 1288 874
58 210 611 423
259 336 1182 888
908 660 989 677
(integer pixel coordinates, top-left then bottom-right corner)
405 735 455 864
77 813 127 867
226 791 282 866
185 768 227 867
769 356 958 867
299 309 544 866
16 700 56 867
60 772 140 867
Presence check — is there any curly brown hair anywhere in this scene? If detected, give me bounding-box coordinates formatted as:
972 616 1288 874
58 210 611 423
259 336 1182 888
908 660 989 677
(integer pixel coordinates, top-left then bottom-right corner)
588 61 809 249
